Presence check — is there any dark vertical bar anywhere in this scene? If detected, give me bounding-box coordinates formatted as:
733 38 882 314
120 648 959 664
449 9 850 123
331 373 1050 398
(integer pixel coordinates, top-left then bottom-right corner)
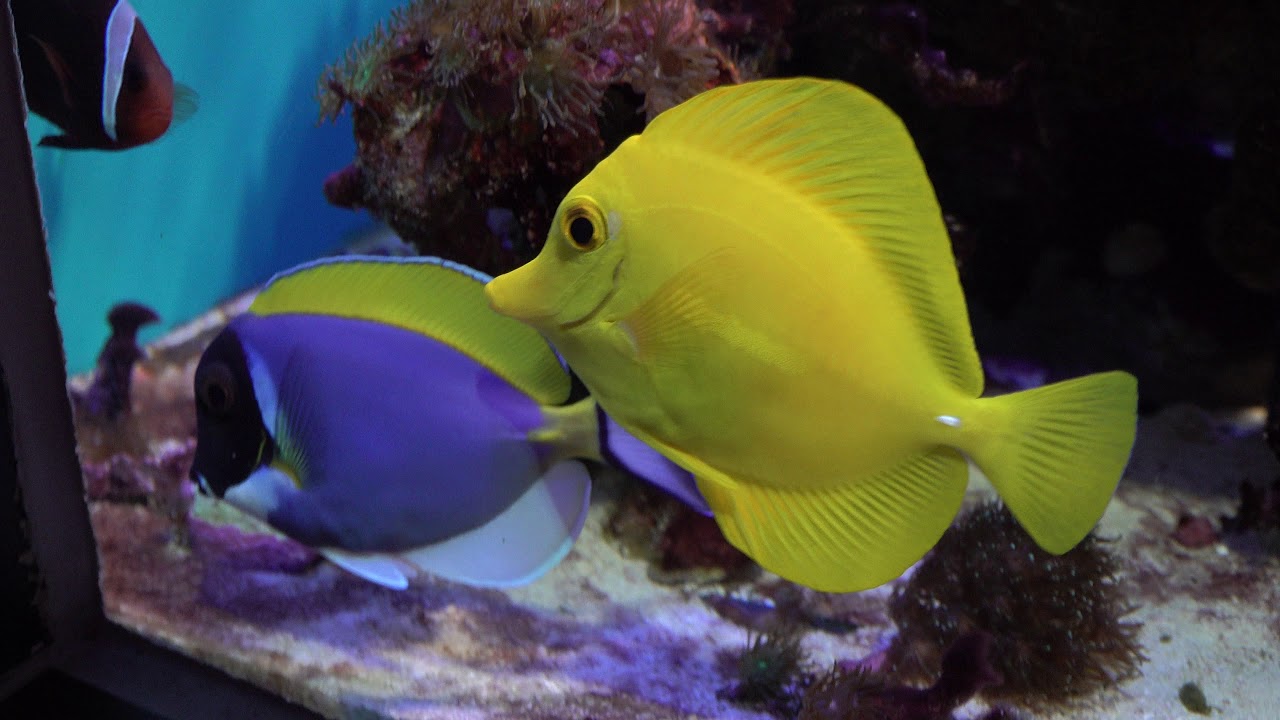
0 0 105 700
0 367 52 680
0 4 323 716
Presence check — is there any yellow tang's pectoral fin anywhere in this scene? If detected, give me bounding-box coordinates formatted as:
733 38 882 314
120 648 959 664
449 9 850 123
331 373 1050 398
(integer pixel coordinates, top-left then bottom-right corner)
621 247 802 370
697 447 969 593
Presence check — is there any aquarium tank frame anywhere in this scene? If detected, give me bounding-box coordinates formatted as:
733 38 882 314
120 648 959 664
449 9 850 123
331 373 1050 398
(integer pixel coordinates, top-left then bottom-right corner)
0 4 315 717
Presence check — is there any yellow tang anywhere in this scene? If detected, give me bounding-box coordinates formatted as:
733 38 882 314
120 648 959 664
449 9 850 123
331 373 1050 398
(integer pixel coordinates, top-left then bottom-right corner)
485 78 1138 593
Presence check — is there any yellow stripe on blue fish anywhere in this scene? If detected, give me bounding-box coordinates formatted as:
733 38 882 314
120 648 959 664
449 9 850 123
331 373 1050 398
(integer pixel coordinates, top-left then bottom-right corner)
251 255 571 406
485 78 1139 593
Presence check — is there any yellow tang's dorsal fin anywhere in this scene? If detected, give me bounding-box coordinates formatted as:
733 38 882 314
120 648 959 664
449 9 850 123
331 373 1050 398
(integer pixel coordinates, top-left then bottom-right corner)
642 78 983 395
248 255 572 405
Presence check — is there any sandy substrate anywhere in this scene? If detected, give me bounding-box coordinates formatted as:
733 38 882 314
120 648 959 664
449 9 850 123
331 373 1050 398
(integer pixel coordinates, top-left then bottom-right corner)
75 318 1280 719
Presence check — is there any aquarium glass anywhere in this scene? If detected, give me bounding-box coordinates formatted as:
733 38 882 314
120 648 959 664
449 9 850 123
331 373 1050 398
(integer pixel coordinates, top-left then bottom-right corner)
33 1 1280 719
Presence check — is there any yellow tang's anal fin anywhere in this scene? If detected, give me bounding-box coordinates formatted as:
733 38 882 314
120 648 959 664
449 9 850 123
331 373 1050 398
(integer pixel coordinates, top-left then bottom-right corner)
249 255 571 405
697 447 969 594
644 78 983 395
968 370 1138 554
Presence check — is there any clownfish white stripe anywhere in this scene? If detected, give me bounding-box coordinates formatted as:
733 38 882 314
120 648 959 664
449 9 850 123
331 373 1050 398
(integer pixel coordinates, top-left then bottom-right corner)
101 0 138 142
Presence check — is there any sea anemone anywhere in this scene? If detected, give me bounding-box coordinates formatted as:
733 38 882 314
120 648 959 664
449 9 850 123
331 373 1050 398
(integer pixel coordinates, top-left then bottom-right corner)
508 2 611 133
621 0 734 119
724 621 811 716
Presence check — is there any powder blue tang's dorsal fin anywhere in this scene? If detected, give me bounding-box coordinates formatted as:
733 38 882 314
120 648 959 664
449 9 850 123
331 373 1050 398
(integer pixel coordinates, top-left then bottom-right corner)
248 255 572 405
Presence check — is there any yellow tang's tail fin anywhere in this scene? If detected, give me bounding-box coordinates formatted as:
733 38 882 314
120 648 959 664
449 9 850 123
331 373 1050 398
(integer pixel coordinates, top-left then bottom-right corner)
967 371 1138 554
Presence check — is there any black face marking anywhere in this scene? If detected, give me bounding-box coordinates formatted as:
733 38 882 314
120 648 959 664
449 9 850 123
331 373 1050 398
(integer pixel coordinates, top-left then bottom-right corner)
190 327 272 498
198 361 236 416
568 215 595 248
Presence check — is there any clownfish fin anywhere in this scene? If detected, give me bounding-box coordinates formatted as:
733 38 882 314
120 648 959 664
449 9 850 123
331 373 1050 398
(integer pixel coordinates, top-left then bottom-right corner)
320 549 410 590
173 83 199 125
38 133 90 149
29 35 76 110
397 460 592 587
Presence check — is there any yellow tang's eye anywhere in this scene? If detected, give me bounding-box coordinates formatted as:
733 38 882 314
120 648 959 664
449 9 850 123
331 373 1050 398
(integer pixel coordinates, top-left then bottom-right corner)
561 198 606 252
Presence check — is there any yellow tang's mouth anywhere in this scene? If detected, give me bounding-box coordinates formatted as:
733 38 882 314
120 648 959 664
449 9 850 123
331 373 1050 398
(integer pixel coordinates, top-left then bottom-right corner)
487 253 623 328
485 264 558 323
558 259 622 330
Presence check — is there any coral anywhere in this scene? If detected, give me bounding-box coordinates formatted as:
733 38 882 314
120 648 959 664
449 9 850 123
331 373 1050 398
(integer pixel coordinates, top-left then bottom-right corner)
655 505 755 580
69 302 169 463
618 0 735 120
1220 477 1280 556
69 301 204 549
81 439 197 549
1171 513 1219 549
606 482 756 584
722 621 810 716
605 481 674 559
72 302 160 422
883 502 1145 710
863 3 1027 108
317 0 794 275
799 632 1019 720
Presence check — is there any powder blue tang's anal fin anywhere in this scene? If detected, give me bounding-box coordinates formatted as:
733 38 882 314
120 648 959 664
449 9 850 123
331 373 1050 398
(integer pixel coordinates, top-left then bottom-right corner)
320 549 411 590
599 408 711 516
398 460 592 588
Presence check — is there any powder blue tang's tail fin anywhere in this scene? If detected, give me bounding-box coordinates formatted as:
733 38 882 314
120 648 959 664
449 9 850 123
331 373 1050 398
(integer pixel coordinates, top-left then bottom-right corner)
532 396 711 516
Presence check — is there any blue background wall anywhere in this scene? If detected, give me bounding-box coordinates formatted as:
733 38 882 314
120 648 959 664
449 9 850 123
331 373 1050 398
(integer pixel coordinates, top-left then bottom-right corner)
29 1 406 372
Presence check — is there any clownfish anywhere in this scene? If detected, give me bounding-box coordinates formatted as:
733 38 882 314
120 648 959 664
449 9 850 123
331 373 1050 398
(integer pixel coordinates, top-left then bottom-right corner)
11 0 196 150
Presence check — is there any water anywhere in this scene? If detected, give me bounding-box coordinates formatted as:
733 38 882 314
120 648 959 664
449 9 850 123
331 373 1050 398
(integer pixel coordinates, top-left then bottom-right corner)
34 0 405 373
39 1 1280 718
